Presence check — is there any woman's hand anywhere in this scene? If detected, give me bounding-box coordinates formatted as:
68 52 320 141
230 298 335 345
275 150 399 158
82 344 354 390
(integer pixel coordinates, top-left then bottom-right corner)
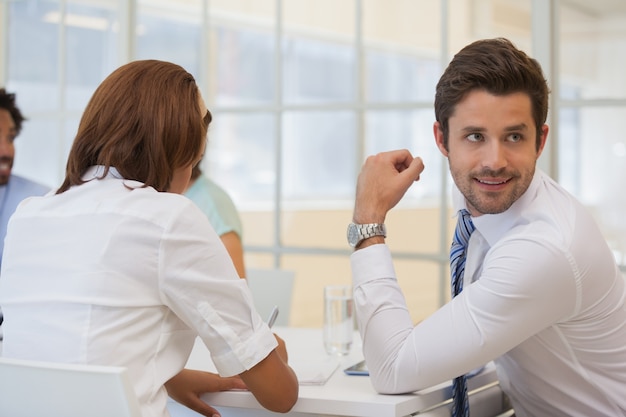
165 368 247 417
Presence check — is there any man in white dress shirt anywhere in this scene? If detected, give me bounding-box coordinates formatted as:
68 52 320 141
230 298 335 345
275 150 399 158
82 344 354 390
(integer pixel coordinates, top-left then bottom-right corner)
348 38 626 416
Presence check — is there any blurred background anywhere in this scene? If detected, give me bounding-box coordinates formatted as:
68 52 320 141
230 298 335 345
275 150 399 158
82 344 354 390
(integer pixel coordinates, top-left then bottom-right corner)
1 0 625 327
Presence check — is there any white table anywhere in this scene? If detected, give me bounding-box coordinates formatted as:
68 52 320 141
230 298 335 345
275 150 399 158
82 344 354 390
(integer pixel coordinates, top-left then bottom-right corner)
169 327 509 417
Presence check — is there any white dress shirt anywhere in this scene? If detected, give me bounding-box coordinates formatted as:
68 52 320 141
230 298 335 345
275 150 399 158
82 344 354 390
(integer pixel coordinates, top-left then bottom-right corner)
351 170 626 416
0 166 277 417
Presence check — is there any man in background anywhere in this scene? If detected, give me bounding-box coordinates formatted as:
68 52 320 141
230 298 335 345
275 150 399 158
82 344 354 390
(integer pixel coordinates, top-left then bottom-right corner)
0 88 50 328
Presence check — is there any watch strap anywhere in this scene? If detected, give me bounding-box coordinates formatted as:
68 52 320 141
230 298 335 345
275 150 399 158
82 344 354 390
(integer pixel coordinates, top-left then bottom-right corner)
348 222 387 247
358 223 386 240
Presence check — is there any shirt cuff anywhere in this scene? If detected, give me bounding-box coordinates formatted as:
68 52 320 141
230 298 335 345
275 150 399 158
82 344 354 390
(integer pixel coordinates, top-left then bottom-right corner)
350 244 397 287
210 325 278 377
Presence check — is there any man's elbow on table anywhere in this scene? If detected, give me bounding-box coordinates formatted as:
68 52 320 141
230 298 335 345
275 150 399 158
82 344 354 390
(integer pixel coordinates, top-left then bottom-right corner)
368 366 418 396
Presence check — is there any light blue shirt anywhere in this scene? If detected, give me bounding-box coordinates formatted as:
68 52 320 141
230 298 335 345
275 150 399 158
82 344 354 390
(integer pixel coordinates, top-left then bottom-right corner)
0 174 50 268
184 175 242 238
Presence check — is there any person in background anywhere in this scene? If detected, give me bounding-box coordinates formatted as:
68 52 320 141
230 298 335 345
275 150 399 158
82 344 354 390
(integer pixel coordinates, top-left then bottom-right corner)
0 88 50 268
348 38 626 416
185 163 246 278
0 88 50 330
0 60 298 417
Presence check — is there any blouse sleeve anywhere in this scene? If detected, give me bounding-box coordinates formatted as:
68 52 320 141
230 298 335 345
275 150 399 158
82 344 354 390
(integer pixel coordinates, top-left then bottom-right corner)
158 200 276 376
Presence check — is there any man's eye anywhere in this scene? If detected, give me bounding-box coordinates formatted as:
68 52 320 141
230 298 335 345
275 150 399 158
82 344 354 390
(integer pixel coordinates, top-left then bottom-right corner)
508 134 522 142
466 133 482 142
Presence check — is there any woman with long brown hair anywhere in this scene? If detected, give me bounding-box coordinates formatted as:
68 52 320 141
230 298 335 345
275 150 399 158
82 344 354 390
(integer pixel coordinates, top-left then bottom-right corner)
0 60 298 417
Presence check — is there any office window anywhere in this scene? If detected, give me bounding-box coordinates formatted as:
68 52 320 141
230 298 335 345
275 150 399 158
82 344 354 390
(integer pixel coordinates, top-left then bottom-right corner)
6 0 119 186
9 0 625 326
557 1 626 265
365 109 441 205
283 37 356 104
282 110 356 201
7 0 59 112
559 2 626 100
208 0 276 105
366 50 440 103
64 2 119 112
136 0 203 75
213 26 276 106
207 113 277 208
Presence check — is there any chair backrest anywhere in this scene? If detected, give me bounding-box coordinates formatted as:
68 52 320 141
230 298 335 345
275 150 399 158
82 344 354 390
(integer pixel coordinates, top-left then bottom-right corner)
0 356 142 417
245 268 295 327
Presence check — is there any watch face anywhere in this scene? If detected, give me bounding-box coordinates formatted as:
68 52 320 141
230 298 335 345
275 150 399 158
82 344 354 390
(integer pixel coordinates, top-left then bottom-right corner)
347 223 360 247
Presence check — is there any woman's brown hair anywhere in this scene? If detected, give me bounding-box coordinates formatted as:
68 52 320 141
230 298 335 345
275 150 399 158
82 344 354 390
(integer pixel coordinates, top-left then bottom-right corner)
57 59 211 193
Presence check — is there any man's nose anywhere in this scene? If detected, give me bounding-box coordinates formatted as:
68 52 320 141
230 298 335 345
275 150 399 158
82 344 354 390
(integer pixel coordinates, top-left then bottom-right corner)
481 140 507 171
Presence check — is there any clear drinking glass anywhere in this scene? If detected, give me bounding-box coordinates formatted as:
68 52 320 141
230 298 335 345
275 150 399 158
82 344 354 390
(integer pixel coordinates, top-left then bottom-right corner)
323 285 354 355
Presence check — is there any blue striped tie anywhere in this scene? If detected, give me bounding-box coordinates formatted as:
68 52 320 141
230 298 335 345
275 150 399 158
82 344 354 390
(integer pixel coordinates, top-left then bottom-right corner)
449 209 475 417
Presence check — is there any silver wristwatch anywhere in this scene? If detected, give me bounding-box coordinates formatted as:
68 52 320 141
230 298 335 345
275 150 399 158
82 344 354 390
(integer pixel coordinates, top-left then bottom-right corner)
347 223 387 248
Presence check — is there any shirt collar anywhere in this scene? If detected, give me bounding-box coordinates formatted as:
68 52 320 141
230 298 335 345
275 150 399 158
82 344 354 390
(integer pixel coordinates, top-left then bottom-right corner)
81 166 124 182
452 169 544 247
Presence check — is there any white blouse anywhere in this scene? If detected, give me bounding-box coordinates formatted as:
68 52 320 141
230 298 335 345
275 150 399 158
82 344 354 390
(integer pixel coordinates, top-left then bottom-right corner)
0 166 277 417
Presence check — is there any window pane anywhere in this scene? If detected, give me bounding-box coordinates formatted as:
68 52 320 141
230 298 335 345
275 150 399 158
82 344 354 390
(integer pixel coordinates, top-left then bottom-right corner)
449 0 532 54
363 0 441 103
363 0 441 50
558 107 626 205
366 50 440 103
282 111 356 201
209 0 276 106
283 37 356 104
136 0 202 76
205 112 276 203
210 0 275 23
558 107 626 262
559 2 626 100
211 26 276 106
7 0 120 191
282 0 356 104
283 0 355 38
7 0 60 112
65 1 119 112
365 110 442 204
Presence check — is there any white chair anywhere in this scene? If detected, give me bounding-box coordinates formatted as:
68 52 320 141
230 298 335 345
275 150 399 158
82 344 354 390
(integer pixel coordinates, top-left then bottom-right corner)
245 268 295 327
0 356 142 417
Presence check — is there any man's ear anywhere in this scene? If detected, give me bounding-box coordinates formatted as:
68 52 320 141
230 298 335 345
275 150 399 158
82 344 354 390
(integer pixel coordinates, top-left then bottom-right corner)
433 121 448 157
536 124 549 158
